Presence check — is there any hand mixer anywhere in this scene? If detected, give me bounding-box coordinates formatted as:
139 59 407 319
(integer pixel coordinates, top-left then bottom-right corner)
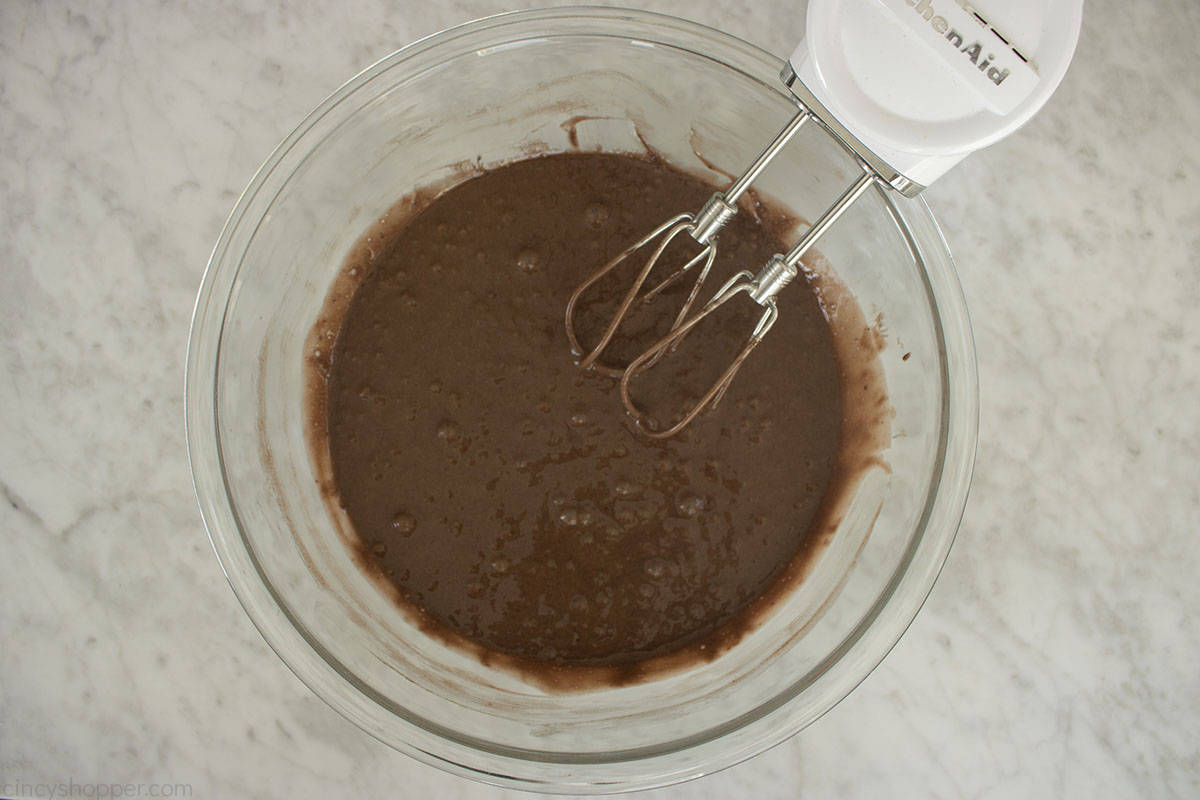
565 0 1083 437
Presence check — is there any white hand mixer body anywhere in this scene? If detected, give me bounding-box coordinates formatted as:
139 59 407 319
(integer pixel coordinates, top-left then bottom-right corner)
791 0 1083 189
565 0 1083 437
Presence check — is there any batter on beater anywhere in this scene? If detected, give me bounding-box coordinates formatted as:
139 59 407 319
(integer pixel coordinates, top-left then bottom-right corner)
305 152 889 682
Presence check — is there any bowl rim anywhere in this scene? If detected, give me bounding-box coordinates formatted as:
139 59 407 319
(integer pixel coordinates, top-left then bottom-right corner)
185 5 978 793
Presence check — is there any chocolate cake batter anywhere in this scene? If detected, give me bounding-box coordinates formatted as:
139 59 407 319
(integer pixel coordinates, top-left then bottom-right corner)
307 152 887 677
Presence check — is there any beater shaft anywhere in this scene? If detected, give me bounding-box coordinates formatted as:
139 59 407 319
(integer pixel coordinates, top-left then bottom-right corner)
780 169 875 270
723 109 811 206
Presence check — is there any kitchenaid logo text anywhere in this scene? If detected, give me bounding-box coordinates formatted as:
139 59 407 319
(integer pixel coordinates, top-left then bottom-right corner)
902 0 1021 86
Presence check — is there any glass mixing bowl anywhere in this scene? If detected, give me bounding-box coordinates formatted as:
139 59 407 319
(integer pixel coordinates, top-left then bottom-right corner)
186 6 977 792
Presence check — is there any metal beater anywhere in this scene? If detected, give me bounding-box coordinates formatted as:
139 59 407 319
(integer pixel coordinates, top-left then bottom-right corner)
563 111 810 377
565 0 1083 437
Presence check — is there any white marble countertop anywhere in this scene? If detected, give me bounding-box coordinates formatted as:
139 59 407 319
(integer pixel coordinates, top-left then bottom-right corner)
2 1 1197 797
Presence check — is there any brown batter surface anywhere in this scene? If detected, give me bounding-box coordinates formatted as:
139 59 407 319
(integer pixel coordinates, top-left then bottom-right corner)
309 152 883 676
